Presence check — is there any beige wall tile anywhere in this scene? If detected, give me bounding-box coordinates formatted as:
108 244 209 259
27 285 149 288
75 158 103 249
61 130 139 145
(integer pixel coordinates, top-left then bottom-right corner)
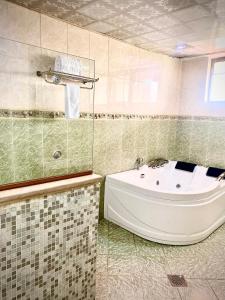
68 25 90 58
94 74 109 111
0 38 42 110
41 15 67 53
0 0 8 40
90 32 108 75
1 1 40 46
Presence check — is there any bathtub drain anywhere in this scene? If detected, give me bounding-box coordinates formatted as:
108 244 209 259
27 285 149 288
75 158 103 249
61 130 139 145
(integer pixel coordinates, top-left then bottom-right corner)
176 184 181 188
156 180 159 185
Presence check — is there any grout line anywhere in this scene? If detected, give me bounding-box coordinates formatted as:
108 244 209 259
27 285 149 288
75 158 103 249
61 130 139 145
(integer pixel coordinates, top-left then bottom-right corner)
207 280 220 300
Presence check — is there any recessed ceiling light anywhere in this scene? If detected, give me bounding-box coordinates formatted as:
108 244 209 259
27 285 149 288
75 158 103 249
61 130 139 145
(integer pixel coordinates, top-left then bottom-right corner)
175 43 187 52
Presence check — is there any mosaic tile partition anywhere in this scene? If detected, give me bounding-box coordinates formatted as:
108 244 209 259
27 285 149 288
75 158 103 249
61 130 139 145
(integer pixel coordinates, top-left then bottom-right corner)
0 183 100 300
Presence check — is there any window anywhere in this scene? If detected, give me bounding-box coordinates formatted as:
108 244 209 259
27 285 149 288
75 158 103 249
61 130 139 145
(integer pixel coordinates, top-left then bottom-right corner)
208 57 225 102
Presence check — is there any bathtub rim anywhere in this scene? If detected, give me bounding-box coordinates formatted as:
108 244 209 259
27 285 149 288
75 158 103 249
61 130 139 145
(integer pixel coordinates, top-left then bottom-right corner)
106 170 224 201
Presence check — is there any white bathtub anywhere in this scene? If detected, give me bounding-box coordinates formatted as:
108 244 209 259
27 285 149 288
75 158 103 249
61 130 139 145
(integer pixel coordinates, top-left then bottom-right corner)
104 161 225 245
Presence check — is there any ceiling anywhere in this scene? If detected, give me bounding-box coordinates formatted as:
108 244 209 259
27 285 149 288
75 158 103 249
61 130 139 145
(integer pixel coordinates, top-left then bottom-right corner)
8 0 225 57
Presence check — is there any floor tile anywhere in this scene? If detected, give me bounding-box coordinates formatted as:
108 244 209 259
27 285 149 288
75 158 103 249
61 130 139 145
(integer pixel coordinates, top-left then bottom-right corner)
108 255 141 275
97 221 225 299
96 274 108 300
97 235 108 255
108 238 136 255
138 255 170 278
167 255 225 279
108 221 134 241
141 276 181 300
208 280 225 300
97 219 109 254
98 219 109 236
108 274 144 300
96 254 108 274
178 279 217 300
134 235 165 257
163 243 203 259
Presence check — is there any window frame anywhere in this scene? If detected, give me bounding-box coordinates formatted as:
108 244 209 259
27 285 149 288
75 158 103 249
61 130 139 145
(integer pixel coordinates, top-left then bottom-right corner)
207 56 225 103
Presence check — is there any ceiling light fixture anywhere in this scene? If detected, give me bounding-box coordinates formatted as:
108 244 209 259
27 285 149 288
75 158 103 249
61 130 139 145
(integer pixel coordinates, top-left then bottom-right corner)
175 43 187 52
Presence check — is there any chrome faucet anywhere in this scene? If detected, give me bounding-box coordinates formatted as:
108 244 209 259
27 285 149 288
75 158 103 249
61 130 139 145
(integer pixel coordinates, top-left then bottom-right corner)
217 172 225 181
135 157 143 170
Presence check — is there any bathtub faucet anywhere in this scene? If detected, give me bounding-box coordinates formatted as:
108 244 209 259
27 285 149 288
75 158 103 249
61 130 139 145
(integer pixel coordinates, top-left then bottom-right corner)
217 172 225 181
135 157 144 170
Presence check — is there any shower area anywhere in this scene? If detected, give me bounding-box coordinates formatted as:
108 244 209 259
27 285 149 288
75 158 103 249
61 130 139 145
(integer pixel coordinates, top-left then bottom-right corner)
0 32 101 300
0 37 97 188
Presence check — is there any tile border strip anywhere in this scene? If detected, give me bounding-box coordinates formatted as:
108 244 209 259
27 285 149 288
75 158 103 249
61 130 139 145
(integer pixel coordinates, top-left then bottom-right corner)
0 109 224 121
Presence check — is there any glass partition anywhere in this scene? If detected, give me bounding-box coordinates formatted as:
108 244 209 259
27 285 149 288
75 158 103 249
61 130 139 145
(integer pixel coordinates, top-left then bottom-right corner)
0 37 95 186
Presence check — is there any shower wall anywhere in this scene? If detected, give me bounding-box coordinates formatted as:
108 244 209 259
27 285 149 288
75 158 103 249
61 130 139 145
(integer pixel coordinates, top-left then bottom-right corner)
0 0 181 187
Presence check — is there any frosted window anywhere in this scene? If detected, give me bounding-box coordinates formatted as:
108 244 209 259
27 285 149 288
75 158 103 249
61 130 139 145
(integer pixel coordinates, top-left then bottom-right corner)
209 59 225 102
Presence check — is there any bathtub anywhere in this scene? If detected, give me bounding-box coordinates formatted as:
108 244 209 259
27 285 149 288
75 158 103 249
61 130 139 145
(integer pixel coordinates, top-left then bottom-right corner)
104 161 225 245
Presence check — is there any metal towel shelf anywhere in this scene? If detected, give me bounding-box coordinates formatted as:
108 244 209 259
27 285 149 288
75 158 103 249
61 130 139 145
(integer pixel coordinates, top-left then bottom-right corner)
37 69 99 90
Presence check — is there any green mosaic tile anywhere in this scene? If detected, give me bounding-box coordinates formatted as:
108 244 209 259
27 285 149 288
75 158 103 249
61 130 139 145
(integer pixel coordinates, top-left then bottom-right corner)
206 121 225 167
13 118 44 182
44 160 68 177
174 120 192 162
0 142 14 170
189 120 209 165
68 119 93 160
167 120 178 161
0 168 14 184
0 118 13 143
0 119 14 179
135 120 148 160
68 156 92 173
15 162 43 182
122 119 136 153
156 120 170 159
43 119 67 162
147 119 159 160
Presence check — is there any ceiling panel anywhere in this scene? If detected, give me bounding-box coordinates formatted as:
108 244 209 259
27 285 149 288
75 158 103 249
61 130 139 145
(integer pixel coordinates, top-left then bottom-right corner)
7 0 225 57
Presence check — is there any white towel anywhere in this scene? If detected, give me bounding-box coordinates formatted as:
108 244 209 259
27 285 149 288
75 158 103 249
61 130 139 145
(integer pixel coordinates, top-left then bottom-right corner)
65 84 80 119
54 55 81 119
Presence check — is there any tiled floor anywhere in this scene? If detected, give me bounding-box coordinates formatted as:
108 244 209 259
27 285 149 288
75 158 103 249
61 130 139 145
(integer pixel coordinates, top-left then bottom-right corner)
96 219 225 300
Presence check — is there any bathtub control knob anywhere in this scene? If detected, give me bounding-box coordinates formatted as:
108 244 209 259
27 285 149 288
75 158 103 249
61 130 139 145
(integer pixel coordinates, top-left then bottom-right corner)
140 173 145 178
176 184 181 188
156 180 159 185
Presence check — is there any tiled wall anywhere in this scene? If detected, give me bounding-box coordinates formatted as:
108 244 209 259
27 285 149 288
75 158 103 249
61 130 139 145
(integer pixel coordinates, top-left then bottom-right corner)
0 116 93 184
93 116 225 177
0 0 181 114
0 0 182 186
0 183 100 300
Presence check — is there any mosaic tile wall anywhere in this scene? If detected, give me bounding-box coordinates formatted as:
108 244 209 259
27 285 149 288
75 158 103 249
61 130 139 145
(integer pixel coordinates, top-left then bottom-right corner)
0 183 100 300
0 115 93 185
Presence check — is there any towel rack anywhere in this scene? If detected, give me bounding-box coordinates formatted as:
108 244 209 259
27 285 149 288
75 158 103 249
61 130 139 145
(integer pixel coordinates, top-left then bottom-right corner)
37 69 99 90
